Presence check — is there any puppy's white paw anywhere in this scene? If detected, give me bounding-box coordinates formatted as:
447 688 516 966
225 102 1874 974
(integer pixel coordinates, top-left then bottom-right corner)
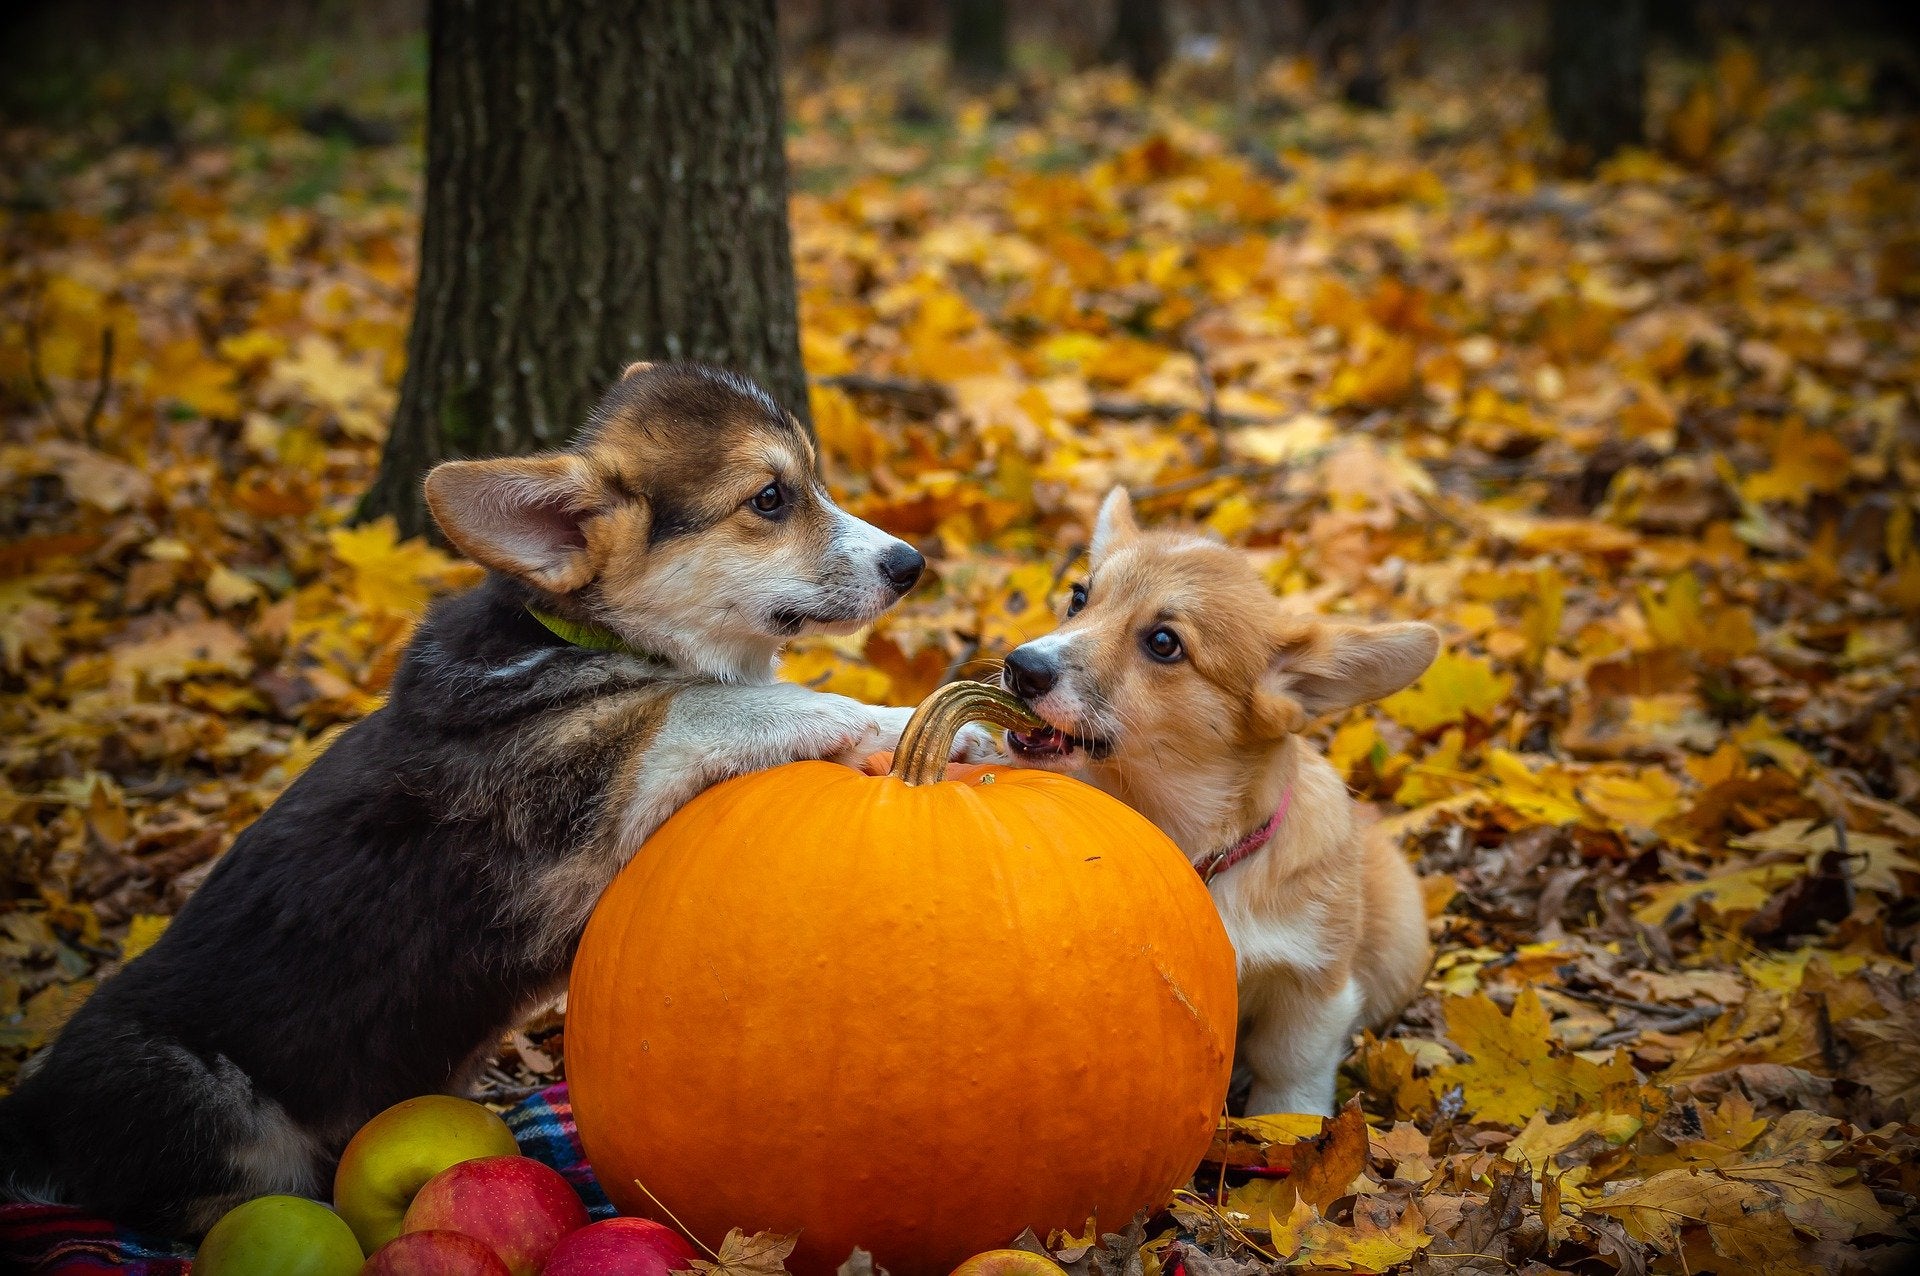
865 709 998 765
809 702 908 768
949 722 1002 764
867 705 916 752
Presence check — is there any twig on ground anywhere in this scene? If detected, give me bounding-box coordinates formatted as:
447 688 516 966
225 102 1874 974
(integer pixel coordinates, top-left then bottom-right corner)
812 372 1296 427
1590 1003 1725 1048
1559 986 1726 1020
1129 463 1276 503
25 319 115 445
814 373 952 416
1046 542 1087 594
1184 332 1226 463
79 326 115 445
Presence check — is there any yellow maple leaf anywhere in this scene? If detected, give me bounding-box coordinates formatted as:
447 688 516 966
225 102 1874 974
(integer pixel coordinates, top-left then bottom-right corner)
1734 818 1918 895
1393 726 1468 807
1639 572 1757 662
1 980 95 1051
1578 767 1686 835
328 518 479 618
1483 749 1587 825
1666 83 1719 165
1205 492 1255 541
1326 714 1380 782
1521 563 1564 665
205 564 265 610
1741 419 1852 507
809 384 880 471
1434 989 1640 1127
977 562 1066 652
121 914 170 962
111 619 254 690
1633 860 1801 927
780 643 892 704
148 336 241 418
269 335 394 440
1505 1110 1642 1173
1270 1195 1433 1271
1380 650 1512 732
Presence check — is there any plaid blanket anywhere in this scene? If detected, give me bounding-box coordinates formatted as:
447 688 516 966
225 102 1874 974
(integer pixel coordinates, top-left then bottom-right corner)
0 1084 612 1274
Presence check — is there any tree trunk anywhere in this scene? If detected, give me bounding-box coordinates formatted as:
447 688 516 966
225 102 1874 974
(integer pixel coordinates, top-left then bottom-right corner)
1547 0 1647 170
948 0 1009 84
1107 0 1171 86
363 0 807 538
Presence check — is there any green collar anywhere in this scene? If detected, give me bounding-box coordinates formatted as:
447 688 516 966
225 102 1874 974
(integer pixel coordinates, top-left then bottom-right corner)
527 606 654 658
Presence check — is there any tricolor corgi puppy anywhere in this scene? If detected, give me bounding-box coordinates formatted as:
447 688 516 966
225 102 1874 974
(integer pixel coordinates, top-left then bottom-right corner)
999 488 1437 1116
0 362 987 1235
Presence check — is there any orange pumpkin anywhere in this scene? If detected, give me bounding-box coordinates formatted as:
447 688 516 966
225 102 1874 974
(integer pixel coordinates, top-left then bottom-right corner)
567 682 1236 1276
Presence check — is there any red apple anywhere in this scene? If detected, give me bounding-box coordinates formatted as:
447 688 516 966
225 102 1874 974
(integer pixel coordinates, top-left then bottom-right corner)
364 1230 513 1275
334 1095 522 1254
543 1218 700 1276
401 1154 589 1276
949 1251 1069 1276
196 1195 365 1276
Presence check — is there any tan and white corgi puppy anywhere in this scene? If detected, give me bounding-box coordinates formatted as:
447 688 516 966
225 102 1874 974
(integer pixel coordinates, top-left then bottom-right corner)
999 488 1438 1116
0 362 988 1235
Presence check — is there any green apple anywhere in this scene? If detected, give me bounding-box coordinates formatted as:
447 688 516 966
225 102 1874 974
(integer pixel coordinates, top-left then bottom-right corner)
334 1094 521 1253
196 1195 363 1276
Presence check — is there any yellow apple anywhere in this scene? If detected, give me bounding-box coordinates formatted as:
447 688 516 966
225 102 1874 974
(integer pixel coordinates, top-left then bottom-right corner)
333 1094 521 1253
949 1251 1070 1276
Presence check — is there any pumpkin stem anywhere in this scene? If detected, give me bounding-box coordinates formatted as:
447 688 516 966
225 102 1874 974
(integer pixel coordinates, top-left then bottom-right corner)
890 680 1046 786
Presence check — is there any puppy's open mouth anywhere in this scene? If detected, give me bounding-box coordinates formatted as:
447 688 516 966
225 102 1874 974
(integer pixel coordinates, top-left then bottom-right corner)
1007 723 1114 762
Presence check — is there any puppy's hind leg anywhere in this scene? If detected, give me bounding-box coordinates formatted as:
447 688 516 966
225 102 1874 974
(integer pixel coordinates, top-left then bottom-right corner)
1239 978 1364 1118
1 1020 325 1237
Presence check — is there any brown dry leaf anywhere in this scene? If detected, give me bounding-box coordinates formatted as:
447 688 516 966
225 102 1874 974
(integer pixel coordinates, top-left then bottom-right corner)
1273 1099 1370 1213
691 1230 799 1276
1581 1169 1797 1265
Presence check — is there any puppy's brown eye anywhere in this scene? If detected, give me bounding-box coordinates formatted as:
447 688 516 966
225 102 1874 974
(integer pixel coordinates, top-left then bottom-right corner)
749 483 786 516
1066 583 1088 617
1143 627 1183 663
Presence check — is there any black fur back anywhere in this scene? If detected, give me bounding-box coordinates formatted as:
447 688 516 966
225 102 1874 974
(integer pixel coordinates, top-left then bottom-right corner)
0 574 672 1234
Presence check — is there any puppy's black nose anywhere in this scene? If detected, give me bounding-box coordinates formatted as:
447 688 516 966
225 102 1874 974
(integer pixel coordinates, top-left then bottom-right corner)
879 542 925 593
1003 645 1057 699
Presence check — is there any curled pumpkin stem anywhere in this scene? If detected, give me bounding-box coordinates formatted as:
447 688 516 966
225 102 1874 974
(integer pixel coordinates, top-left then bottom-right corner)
890 680 1045 786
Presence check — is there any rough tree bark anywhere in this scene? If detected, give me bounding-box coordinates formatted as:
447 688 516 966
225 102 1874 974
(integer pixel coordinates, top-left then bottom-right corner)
1107 0 1171 87
948 0 1009 83
363 0 807 537
1547 0 1647 170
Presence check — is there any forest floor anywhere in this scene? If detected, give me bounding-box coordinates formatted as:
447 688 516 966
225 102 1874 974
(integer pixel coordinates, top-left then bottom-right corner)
4 23 1919 1276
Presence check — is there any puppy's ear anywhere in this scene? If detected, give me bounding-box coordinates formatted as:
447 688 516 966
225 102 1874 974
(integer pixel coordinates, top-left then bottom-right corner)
1255 620 1439 734
1090 486 1139 565
424 454 604 594
620 360 655 380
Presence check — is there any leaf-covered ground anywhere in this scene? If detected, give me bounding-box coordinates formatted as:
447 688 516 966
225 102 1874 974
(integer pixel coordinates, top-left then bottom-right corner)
4 24 1919 1276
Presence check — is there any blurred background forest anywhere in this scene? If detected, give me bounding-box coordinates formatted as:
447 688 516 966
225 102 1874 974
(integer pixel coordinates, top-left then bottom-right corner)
4 0 1920 1271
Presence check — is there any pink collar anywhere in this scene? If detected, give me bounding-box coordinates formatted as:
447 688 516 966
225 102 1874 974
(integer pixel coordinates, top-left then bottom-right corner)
1193 786 1293 884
